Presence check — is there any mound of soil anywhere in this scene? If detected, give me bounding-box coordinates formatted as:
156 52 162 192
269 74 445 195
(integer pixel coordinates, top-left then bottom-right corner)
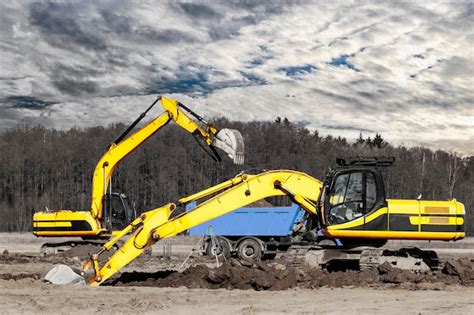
57 244 103 259
0 273 40 281
112 258 474 290
0 251 32 264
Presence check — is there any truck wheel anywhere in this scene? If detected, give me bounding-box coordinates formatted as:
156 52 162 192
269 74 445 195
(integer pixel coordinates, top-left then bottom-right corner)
237 239 262 260
205 237 231 259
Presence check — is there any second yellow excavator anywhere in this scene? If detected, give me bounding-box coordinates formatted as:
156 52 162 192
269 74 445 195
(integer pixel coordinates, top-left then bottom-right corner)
74 157 465 287
32 96 244 249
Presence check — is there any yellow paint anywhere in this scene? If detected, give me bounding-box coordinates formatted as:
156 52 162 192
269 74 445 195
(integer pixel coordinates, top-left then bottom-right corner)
33 209 100 237
35 221 72 228
34 231 99 237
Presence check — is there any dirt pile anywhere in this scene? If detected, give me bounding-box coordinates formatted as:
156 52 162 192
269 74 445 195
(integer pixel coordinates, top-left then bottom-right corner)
0 273 40 281
57 244 102 259
0 250 33 264
113 258 474 290
442 258 474 285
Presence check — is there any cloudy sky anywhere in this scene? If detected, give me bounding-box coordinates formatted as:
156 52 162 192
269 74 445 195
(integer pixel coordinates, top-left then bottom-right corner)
0 1 473 154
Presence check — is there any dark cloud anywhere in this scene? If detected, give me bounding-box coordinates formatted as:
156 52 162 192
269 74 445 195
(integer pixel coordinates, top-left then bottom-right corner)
50 63 104 80
52 78 99 97
311 88 368 111
29 2 107 51
176 3 222 20
228 1 290 14
101 11 196 44
321 124 375 133
206 2 293 40
5 96 57 110
208 16 254 40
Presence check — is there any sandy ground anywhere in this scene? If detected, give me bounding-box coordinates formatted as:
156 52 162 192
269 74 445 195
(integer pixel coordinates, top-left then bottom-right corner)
0 233 473 314
1 281 473 315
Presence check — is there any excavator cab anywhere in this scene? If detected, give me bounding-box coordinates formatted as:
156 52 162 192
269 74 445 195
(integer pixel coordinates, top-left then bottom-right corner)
320 157 393 227
319 157 464 244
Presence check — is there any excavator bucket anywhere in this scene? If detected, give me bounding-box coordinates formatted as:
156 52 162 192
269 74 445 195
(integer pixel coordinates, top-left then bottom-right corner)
212 128 245 165
42 264 86 285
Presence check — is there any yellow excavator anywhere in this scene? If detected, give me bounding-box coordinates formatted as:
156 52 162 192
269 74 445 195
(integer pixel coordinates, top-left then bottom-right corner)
67 157 464 287
32 96 244 250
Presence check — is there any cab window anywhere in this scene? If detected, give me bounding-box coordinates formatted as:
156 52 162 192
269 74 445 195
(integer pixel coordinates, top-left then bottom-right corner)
110 195 126 230
327 171 377 225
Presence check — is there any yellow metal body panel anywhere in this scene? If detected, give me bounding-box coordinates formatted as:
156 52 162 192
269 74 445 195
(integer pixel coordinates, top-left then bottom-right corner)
32 210 101 237
324 199 465 241
322 230 462 240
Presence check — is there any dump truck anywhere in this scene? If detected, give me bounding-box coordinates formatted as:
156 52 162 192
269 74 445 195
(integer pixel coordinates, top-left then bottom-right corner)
187 201 307 260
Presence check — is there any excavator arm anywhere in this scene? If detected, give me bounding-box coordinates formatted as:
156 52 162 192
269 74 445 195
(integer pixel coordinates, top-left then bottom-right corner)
90 96 245 220
33 96 244 238
85 170 323 286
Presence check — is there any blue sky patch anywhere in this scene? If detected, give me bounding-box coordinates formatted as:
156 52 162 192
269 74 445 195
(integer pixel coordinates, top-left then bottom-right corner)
147 72 210 94
246 57 264 68
329 54 357 70
240 71 267 84
278 64 317 76
6 96 57 110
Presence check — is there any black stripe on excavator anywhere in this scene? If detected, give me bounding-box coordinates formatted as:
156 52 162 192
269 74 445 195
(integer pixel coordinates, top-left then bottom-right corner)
342 213 463 232
33 220 93 232
389 215 418 231
419 213 465 217
421 224 462 232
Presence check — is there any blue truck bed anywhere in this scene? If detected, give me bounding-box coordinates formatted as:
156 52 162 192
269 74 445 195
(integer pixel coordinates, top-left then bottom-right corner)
187 202 304 237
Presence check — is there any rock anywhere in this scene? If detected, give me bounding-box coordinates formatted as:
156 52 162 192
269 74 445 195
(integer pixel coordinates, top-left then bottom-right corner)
378 261 395 274
239 260 253 268
443 259 474 284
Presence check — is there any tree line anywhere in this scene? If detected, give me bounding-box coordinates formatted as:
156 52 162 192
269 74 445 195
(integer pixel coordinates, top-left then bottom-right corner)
0 118 472 235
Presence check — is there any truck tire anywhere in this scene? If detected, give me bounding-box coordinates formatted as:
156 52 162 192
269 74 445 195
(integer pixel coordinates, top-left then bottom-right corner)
237 239 262 260
205 237 231 259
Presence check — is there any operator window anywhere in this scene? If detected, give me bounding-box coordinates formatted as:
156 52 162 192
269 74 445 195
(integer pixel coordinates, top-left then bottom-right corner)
111 195 126 220
328 171 365 224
